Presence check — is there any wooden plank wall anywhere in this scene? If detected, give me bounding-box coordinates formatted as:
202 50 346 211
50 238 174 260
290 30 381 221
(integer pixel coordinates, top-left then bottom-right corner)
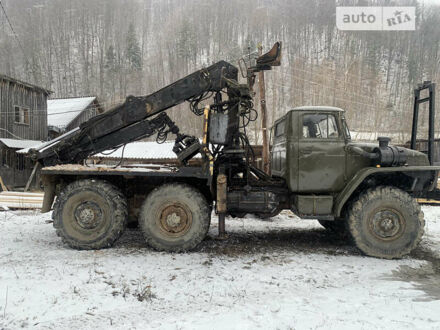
0 78 48 189
0 79 48 140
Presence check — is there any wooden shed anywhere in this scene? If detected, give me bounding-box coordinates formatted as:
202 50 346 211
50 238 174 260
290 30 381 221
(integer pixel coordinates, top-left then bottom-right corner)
0 75 50 189
0 74 51 140
47 96 103 139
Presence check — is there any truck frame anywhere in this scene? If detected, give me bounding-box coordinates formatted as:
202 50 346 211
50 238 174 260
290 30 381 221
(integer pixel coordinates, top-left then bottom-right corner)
33 43 440 259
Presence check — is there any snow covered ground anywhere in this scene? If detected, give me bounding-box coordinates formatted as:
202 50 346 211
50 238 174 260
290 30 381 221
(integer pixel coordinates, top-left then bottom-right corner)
1 207 439 330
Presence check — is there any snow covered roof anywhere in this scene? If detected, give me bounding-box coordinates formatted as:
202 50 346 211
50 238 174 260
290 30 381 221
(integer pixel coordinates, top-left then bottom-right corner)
0 138 43 150
17 127 81 155
92 141 200 160
48 97 97 129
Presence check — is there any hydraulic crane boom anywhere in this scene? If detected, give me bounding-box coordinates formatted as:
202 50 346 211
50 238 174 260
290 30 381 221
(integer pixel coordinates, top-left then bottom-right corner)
32 42 282 168
32 60 240 166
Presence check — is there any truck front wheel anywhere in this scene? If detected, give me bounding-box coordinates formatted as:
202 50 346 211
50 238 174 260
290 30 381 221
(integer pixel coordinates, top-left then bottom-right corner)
347 186 424 259
139 183 211 252
52 179 128 249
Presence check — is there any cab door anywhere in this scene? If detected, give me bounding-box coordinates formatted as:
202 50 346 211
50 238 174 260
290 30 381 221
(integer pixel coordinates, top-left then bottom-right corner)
270 116 287 177
298 112 346 193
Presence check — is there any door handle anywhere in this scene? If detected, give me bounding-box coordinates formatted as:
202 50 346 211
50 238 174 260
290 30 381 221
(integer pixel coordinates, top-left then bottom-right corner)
300 147 313 155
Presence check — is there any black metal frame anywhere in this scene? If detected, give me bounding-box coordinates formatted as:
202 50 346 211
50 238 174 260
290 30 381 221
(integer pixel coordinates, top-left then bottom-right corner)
411 81 436 165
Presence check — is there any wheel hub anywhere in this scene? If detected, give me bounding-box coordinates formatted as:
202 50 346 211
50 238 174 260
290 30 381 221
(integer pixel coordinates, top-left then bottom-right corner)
166 212 181 227
159 204 192 236
74 201 103 229
370 209 404 240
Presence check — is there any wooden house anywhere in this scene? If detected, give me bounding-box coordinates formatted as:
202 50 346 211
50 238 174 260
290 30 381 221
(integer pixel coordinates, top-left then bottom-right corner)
47 96 103 139
0 74 51 189
0 74 50 140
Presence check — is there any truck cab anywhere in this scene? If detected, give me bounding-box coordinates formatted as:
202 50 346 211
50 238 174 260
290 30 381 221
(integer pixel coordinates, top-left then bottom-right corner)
271 106 436 220
271 106 351 194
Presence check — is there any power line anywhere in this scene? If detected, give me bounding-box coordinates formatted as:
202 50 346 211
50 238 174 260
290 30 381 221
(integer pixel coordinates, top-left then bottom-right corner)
281 66 366 88
2 99 126 115
0 0 29 65
271 78 381 104
277 67 382 100
269 81 382 109
0 106 108 115
281 54 383 81
275 71 379 104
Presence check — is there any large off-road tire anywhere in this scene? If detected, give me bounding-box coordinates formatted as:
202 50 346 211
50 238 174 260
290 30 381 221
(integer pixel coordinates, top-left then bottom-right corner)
347 186 424 259
139 183 211 252
318 219 348 235
52 179 128 250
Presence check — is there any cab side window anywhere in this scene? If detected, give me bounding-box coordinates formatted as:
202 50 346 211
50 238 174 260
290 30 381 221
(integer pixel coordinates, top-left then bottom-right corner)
302 114 339 139
274 119 286 138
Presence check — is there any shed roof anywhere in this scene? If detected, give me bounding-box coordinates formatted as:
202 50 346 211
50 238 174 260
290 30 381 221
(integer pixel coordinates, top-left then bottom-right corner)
48 96 97 129
92 141 201 160
17 127 81 155
0 138 43 150
0 74 52 95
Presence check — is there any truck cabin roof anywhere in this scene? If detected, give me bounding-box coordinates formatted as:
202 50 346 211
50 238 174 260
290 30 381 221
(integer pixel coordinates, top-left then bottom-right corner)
290 106 345 112
273 106 345 125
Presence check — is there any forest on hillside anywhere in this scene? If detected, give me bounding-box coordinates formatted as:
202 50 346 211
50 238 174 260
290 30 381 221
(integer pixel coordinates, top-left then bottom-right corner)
0 0 439 143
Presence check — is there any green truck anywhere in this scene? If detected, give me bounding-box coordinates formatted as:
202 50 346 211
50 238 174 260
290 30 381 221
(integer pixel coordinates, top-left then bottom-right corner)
33 43 439 259
271 105 435 258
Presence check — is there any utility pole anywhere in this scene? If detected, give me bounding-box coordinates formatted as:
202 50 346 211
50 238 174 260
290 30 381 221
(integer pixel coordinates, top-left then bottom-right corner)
258 43 270 174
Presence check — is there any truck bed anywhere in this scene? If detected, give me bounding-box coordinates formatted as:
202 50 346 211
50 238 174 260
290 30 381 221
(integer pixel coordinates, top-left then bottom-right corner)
41 164 208 179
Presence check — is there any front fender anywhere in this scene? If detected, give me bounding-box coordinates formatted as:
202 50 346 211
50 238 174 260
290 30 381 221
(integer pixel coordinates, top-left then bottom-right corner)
334 166 440 217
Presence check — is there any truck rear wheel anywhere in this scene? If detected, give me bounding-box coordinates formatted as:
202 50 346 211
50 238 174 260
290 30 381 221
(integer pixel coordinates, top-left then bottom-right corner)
347 186 424 259
53 179 128 249
139 183 211 252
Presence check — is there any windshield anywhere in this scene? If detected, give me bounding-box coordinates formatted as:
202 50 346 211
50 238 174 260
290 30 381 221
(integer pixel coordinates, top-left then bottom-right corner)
341 116 351 140
303 114 339 139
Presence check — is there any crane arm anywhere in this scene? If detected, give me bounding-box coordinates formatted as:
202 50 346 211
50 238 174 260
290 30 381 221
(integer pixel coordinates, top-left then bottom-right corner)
33 60 239 166
33 42 282 167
